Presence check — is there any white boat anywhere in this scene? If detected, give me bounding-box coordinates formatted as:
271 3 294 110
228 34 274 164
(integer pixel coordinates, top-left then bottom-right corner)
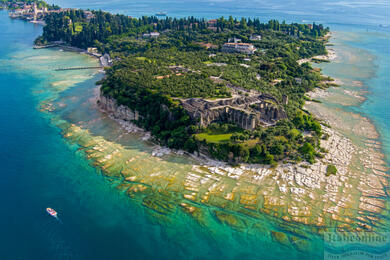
155 12 167 16
46 208 58 218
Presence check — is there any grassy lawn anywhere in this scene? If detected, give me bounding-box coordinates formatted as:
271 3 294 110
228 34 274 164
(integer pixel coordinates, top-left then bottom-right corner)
194 132 232 143
136 57 154 63
243 138 259 148
70 23 83 34
75 25 83 32
136 57 147 61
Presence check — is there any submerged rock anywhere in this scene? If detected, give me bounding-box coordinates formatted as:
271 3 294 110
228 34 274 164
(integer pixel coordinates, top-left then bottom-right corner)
142 195 176 215
180 203 208 227
271 231 290 246
290 236 310 252
214 210 248 231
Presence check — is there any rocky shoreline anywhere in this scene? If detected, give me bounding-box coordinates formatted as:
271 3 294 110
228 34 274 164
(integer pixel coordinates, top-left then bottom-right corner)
94 83 388 233
298 49 337 65
52 33 389 251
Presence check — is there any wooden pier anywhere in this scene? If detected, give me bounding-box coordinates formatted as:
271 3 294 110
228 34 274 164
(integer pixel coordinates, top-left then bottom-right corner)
55 66 103 71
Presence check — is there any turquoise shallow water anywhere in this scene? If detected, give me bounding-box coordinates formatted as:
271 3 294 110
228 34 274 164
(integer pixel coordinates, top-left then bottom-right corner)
0 12 302 260
311 30 390 164
1 1 390 259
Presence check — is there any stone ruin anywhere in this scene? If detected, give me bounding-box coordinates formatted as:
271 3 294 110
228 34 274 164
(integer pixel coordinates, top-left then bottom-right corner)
180 93 287 130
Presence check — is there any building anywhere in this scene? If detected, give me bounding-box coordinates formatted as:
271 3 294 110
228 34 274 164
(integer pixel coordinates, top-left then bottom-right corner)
207 19 217 26
207 19 218 31
143 32 160 38
87 47 98 54
180 94 286 130
84 11 95 21
228 37 241 43
32 2 47 21
250 35 262 41
222 43 256 54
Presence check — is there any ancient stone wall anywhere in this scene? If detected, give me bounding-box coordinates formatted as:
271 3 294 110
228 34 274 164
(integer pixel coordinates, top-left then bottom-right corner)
98 89 286 131
180 94 286 130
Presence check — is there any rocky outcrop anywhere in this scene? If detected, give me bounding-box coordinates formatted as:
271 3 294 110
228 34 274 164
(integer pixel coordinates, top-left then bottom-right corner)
180 94 286 130
98 93 140 121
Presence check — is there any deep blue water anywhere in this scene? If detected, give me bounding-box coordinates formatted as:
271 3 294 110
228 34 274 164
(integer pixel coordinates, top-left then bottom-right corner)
1 1 390 259
50 0 390 29
0 12 176 260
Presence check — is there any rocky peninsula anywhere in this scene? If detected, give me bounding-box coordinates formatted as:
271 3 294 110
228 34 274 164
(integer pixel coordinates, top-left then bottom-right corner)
94 82 388 234
18 1 389 251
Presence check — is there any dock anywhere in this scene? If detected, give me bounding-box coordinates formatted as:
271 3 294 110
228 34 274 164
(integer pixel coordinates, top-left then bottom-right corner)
55 66 103 71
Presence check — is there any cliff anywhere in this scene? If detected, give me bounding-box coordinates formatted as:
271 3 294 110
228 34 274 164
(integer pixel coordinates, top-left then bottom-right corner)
98 91 141 121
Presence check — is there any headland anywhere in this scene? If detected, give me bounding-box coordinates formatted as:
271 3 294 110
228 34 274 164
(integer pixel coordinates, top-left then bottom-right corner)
3 0 389 252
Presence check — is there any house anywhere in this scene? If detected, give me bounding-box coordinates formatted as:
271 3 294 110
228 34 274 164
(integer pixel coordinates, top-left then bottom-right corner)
250 35 262 41
207 19 218 31
207 19 217 26
87 47 98 54
13 9 25 14
84 11 95 21
222 43 256 54
143 32 160 38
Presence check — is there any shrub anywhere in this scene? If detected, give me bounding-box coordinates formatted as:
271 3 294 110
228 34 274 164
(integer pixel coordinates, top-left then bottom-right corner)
326 164 337 176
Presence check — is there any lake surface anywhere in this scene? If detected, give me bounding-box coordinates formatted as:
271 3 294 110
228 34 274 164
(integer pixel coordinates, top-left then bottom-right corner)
1 1 390 259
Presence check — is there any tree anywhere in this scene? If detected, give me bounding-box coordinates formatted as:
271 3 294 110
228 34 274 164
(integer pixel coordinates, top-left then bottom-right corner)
299 142 314 155
263 152 275 165
310 121 322 135
240 17 247 30
238 145 249 162
250 144 262 157
270 143 284 156
299 142 315 163
184 138 198 153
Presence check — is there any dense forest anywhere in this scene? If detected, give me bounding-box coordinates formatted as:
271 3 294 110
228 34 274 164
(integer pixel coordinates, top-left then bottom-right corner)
37 9 332 165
